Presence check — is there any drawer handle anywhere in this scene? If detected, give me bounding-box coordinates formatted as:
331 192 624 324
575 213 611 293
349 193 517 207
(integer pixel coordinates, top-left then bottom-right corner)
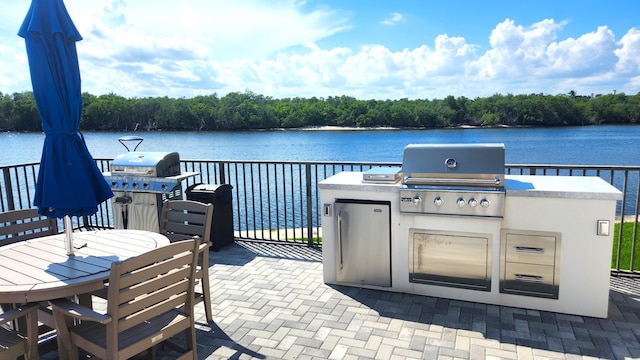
515 274 543 282
515 246 544 254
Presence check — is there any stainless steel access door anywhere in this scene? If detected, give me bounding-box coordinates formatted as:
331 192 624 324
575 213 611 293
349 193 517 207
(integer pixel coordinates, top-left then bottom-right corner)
409 229 492 291
334 200 391 287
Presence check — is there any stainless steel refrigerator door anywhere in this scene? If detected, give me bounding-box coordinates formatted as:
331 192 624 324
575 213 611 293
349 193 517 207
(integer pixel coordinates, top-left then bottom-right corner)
335 200 391 287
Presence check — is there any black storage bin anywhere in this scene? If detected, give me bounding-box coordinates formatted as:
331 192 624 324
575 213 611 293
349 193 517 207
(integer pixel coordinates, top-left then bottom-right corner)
186 183 234 250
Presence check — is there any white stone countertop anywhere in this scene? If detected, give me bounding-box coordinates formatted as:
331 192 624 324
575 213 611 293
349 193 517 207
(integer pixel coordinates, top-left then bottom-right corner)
318 171 400 192
505 174 622 200
319 171 623 200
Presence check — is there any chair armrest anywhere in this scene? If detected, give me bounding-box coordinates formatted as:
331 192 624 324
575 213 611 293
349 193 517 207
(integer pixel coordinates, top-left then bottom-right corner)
49 298 112 324
199 241 211 252
0 302 39 323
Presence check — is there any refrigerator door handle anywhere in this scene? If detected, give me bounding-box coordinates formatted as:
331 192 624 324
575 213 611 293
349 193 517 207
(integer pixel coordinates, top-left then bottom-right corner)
337 211 344 270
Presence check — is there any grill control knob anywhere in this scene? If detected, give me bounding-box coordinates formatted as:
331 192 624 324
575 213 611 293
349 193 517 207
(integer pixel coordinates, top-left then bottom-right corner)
122 182 128 188
468 198 478 207
434 196 443 206
132 182 139 189
457 198 466 207
111 181 118 188
143 183 150 189
412 196 422 205
480 199 490 208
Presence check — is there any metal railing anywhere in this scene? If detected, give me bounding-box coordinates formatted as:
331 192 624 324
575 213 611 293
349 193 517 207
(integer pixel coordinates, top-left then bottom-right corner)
2 160 639 275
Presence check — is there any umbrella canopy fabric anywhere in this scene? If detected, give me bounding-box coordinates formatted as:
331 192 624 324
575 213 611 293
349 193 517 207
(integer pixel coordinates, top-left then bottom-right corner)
19 0 113 218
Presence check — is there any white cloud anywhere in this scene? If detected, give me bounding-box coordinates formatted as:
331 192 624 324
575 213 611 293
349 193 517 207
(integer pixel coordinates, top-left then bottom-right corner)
59 0 351 97
76 0 349 62
2 1 639 100
545 26 617 76
615 28 640 73
381 13 404 26
471 18 565 79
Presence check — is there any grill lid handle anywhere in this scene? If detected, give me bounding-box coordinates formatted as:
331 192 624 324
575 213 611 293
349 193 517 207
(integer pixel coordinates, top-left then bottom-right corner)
403 176 502 186
111 169 153 176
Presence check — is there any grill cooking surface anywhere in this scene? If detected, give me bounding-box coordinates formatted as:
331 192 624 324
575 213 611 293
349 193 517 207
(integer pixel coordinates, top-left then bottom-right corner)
400 143 505 218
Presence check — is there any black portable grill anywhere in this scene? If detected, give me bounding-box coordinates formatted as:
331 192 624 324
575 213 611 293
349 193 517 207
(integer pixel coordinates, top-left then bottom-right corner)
103 150 198 232
399 143 506 217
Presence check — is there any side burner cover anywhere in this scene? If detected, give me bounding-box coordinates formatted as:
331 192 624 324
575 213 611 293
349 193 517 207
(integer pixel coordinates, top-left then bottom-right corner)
362 166 402 183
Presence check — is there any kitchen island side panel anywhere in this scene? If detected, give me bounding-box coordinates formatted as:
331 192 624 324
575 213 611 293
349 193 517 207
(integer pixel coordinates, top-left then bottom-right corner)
501 196 617 318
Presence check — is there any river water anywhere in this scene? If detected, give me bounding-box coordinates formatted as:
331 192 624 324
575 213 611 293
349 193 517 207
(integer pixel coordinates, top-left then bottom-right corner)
2 124 639 166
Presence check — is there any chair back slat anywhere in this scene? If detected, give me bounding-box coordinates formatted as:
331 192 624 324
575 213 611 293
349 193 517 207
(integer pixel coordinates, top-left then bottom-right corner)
0 208 58 245
167 210 208 225
118 282 190 332
118 266 191 304
163 222 206 239
117 253 191 289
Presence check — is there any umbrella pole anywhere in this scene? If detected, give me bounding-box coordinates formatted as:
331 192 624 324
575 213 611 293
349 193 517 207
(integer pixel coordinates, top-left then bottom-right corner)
64 215 74 256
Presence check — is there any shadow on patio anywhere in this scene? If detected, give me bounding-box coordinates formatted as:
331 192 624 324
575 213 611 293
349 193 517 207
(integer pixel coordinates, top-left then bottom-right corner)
179 241 640 360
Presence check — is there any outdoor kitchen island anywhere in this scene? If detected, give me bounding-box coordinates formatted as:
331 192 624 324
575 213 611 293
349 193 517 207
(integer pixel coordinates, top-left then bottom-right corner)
319 171 622 318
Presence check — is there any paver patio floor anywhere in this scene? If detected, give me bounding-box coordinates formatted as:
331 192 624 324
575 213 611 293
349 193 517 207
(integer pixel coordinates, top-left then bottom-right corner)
43 240 640 359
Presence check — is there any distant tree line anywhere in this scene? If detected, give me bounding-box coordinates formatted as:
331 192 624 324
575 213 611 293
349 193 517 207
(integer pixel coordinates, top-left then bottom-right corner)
1 90 639 132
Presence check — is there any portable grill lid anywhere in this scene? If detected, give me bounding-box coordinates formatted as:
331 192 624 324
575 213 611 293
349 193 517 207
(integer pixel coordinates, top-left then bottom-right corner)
111 151 180 177
401 143 505 175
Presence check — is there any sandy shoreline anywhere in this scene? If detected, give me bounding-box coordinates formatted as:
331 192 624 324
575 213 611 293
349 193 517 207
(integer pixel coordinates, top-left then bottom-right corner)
300 126 402 131
297 124 514 131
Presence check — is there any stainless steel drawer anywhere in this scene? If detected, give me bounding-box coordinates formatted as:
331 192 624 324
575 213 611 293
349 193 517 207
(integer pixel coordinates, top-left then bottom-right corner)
500 229 561 299
501 262 559 299
505 233 557 265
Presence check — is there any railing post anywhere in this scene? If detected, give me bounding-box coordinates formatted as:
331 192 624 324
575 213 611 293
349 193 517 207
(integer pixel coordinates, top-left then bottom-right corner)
615 170 629 271
218 161 226 183
2 168 15 210
305 163 313 247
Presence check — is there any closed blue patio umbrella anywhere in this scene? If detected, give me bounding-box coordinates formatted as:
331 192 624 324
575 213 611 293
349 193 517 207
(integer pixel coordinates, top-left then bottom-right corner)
19 0 113 254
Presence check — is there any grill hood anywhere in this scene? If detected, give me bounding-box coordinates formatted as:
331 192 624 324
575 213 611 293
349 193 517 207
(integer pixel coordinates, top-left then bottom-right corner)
110 152 180 177
401 143 505 175
401 143 505 188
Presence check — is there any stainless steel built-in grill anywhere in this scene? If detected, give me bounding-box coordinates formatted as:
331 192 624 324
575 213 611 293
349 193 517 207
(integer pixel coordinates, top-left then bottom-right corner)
103 151 197 232
402 143 506 291
400 143 505 218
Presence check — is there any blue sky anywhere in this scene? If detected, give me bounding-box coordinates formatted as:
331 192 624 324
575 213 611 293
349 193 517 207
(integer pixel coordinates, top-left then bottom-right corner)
1 0 639 100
